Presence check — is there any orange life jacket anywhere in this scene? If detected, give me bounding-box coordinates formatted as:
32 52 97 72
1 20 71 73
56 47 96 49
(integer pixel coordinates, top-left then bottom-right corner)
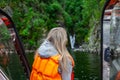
30 53 74 80
30 53 61 80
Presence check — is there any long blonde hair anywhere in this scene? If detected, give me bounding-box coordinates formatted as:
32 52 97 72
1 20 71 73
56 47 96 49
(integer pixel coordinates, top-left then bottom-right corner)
46 27 74 72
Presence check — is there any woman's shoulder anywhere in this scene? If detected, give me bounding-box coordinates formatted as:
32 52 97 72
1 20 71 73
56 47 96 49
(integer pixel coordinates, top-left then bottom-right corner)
37 40 58 58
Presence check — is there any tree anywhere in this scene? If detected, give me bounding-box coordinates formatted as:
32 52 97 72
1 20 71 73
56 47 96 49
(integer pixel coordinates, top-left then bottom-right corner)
0 0 106 49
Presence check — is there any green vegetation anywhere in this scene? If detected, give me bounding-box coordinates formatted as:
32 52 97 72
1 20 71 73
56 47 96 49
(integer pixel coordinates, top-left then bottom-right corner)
0 0 105 49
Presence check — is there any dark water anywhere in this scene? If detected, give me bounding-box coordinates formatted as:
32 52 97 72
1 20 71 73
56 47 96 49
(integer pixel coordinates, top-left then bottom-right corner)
73 51 101 80
0 52 100 80
0 53 34 80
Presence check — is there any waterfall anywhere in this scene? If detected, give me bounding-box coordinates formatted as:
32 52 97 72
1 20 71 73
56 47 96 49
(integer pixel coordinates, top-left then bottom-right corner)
69 34 75 49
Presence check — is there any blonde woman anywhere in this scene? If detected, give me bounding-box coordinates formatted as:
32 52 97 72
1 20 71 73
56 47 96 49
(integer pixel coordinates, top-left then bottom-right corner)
30 27 74 80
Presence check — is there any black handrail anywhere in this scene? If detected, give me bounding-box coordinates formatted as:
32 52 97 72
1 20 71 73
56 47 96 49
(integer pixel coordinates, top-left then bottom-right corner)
101 0 111 79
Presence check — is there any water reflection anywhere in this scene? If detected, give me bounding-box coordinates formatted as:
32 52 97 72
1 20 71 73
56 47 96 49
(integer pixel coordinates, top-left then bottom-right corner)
0 15 27 79
0 45 9 68
0 18 11 70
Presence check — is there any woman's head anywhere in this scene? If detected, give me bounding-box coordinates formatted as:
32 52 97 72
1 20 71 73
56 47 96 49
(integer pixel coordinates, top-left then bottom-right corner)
46 27 68 51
